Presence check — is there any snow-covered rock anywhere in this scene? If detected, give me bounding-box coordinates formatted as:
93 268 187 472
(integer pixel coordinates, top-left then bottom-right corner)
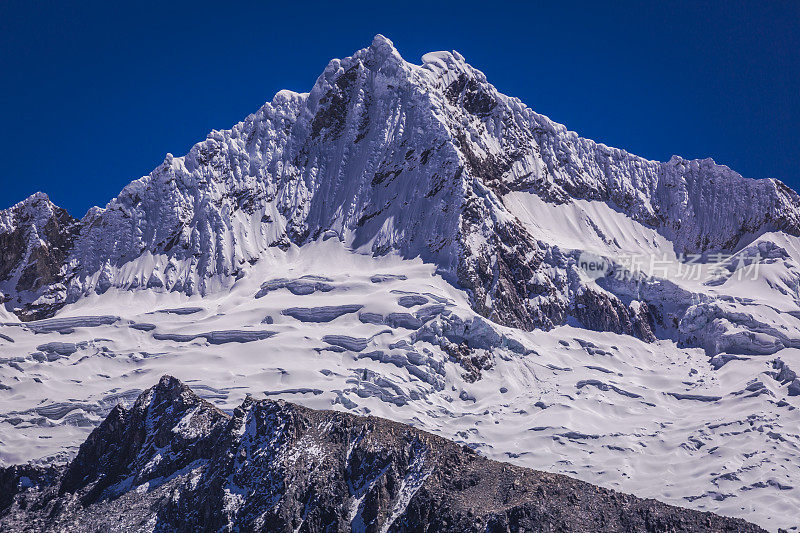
1 35 798 344
0 377 763 533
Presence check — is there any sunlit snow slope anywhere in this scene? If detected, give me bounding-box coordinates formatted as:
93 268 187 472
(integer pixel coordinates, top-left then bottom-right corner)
1 36 800 531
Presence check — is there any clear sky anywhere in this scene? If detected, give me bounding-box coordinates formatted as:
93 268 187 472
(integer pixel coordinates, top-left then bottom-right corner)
1 1 797 216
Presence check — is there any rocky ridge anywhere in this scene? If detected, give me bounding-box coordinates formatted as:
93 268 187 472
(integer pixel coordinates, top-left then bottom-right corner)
0 376 764 532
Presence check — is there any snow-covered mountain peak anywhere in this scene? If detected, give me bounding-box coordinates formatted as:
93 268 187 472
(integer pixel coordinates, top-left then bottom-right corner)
1 192 58 227
0 192 78 308
3 37 800 531
367 32 401 61
1 35 800 340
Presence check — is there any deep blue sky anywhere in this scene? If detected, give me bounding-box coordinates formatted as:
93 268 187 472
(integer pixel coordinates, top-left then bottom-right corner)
1 1 797 216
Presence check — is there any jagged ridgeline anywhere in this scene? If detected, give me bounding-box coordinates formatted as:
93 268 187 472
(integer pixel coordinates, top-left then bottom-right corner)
0 376 764 532
1 35 798 341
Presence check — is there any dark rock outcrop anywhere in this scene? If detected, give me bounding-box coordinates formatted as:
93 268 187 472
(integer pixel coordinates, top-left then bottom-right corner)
0 464 59 513
574 288 656 342
0 376 764 532
0 193 79 319
770 358 800 396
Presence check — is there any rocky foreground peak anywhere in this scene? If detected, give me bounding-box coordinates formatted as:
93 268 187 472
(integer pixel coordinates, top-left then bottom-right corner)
0 376 763 532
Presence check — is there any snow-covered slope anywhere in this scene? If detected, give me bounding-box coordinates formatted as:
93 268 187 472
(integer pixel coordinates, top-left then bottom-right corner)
1 239 799 531
2 36 800 531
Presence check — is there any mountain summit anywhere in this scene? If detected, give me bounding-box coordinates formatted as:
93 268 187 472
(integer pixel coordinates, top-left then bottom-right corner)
1 35 798 336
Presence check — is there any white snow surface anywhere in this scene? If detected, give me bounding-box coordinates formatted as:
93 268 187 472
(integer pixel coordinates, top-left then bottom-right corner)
1 35 800 531
0 239 798 531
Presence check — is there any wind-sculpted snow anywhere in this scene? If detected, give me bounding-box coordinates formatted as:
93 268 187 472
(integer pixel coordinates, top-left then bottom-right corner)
35 342 83 356
0 243 798 530
25 316 120 334
397 294 429 307
255 276 335 298
152 330 276 344
370 274 408 283
282 304 363 322
151 306 204 315
322 335 369 352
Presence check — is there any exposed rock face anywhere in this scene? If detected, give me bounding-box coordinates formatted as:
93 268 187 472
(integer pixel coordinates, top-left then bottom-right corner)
0 193 79 317
574 288 656 342
0 35 798 343
0 463 59 513
59 375 229 504
0 376 763 532
770 358 800 396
